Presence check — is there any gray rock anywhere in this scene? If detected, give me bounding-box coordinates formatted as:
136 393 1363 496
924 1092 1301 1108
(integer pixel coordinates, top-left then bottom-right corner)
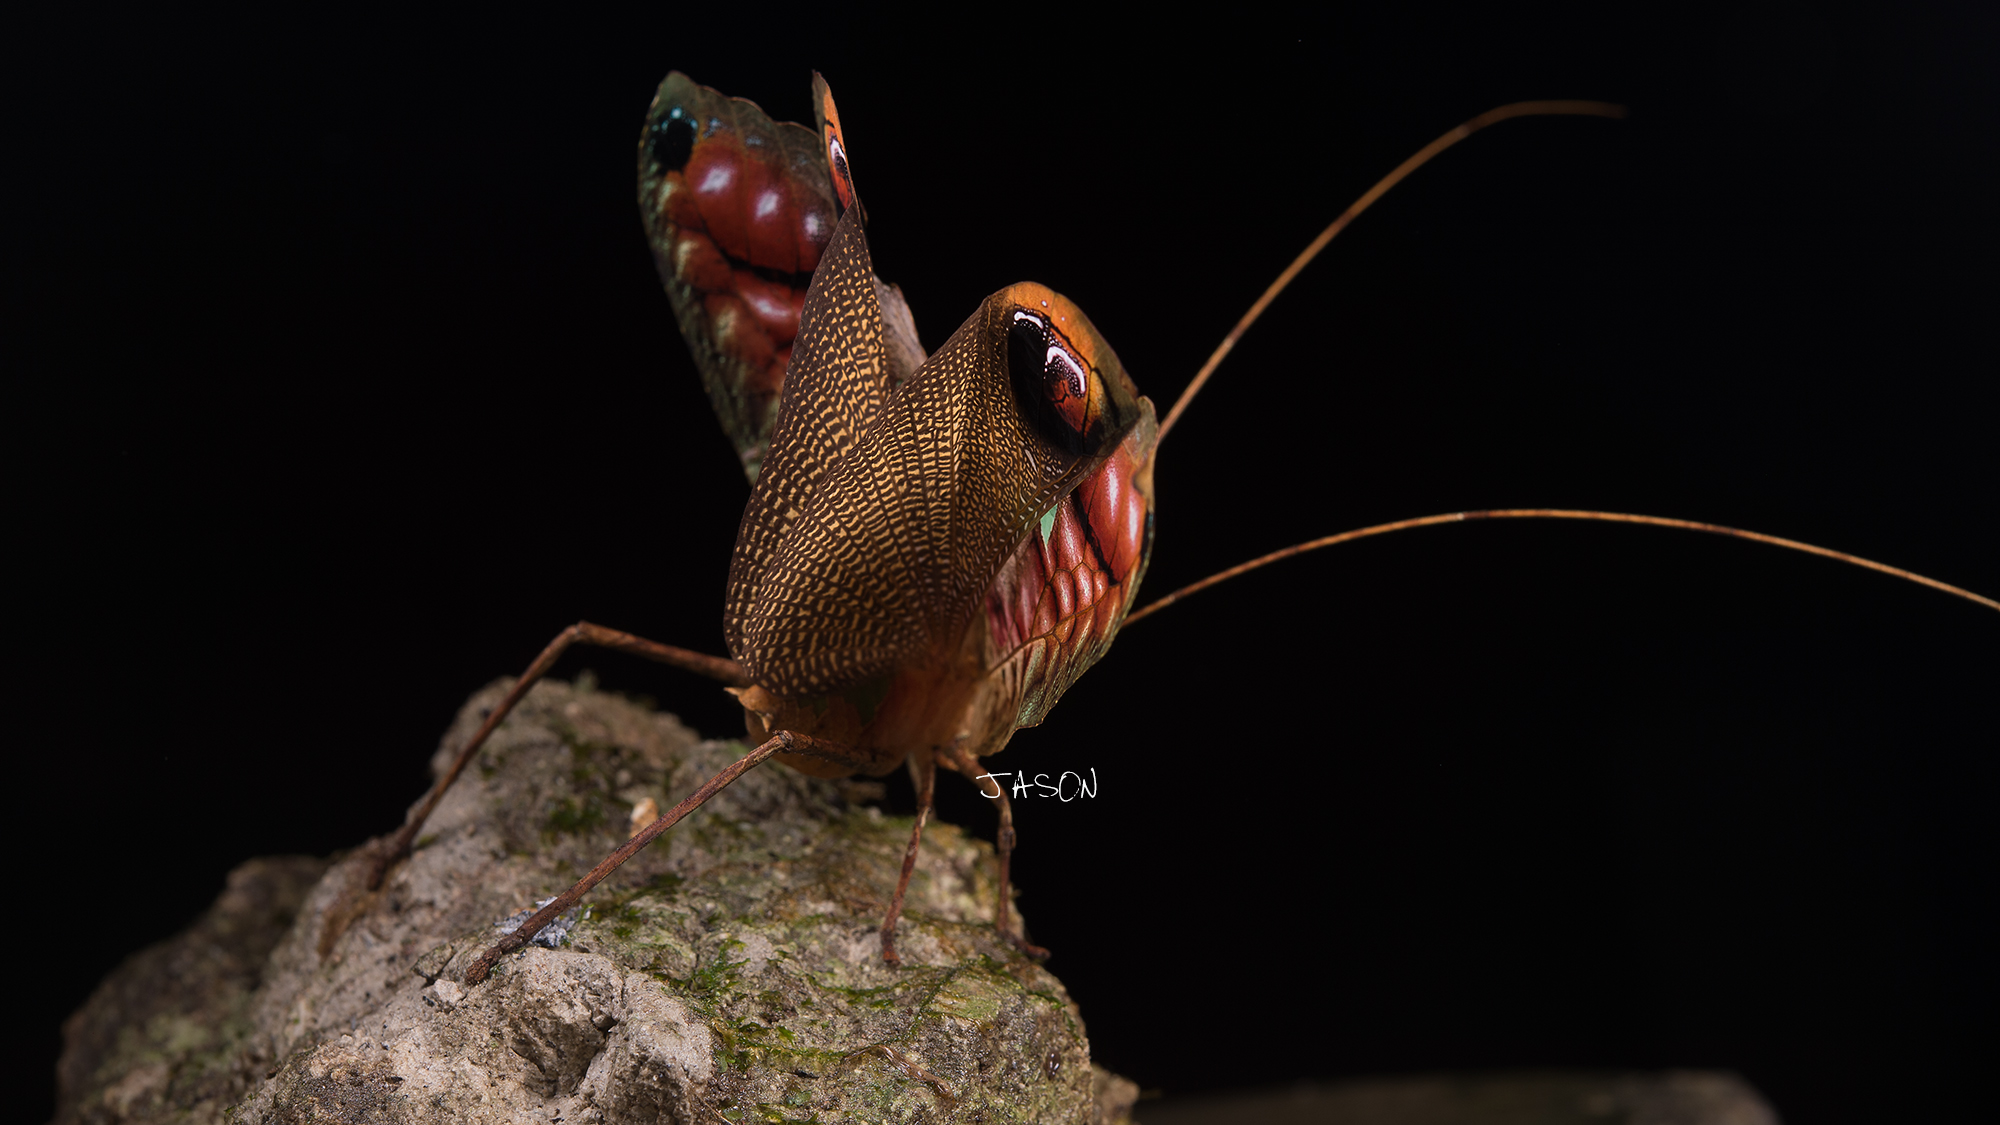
55 677 1139 1125
54 855 330 1125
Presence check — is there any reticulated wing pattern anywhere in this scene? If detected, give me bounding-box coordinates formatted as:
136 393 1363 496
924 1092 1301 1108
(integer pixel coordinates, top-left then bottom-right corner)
735 297 1095 699
725 208 898 671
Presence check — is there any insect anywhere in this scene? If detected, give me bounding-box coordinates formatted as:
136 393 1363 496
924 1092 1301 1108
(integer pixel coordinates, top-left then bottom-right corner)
25 23 1975 1125
361 72 1163 976
337 68 1996 993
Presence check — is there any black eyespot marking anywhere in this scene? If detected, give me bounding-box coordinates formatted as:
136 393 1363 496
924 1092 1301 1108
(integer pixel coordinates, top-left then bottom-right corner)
649 107 696 173
1008 310 1098 456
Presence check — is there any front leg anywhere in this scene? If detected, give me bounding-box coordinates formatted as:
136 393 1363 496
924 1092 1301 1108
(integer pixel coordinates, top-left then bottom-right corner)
318 622 749 957
372 621 749 891
463 728 852 985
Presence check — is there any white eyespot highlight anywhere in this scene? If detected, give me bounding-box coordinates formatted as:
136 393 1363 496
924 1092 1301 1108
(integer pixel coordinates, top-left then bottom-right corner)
754 189 782 219
699 165 734 193
1047 346 1086 396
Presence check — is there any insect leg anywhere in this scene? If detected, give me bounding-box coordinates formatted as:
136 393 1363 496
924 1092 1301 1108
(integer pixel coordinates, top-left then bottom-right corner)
462 728 850 986
366 621 748 891
940 747 1048 959
878 750 937 967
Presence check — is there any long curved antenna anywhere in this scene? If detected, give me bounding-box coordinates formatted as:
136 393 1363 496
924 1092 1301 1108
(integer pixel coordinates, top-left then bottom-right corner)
1150 100 1627 452
1120 509 2000 626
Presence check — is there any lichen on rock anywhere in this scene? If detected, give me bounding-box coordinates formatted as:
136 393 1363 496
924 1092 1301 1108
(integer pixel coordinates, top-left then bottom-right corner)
56 678 1138 1125
54 855 330 1125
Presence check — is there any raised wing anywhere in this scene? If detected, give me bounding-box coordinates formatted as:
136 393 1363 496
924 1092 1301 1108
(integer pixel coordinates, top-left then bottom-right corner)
725 204 901 680
639 73 831 480
639 72 925 482
723 74 1151 723
732 277 1145 701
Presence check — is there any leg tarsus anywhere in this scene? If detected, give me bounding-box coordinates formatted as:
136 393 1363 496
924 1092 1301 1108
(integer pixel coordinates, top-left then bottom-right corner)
1007 931 1051 960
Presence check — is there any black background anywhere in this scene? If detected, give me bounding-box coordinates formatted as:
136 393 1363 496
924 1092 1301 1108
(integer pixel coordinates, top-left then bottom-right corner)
13 3 1996 1122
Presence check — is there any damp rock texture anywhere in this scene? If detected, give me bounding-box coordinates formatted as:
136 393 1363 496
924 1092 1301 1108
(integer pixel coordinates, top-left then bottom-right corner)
56 678 1137 1125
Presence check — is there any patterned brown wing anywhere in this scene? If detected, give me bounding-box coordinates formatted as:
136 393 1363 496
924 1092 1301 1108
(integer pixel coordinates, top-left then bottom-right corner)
725 206 900 673
732 282 1144 700
639 73 835 481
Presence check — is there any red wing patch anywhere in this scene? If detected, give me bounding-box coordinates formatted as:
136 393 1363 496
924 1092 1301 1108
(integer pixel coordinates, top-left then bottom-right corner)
985 421 1156 729
640 73 836 481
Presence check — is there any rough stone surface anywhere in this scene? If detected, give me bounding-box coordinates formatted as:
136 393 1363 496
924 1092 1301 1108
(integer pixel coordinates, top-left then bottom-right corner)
54 855 330 1125
55 677 1138 1125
